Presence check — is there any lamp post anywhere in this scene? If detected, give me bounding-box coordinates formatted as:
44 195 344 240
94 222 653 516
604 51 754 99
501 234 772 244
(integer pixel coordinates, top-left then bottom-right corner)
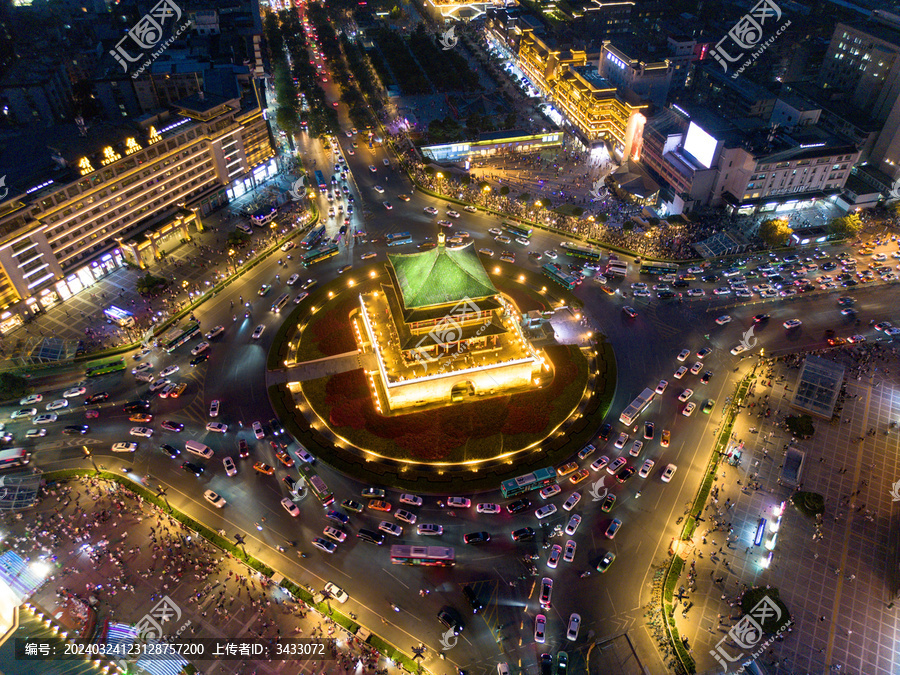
156 485 171 512
82 446 99 474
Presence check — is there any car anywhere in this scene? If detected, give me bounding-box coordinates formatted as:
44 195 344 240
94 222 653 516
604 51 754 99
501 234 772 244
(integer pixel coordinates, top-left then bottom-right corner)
206 422 228 433
562 492 582 511
629 440 644 457
274 449 293 467
848 334 867 343
731 344 748 356
590 455 610 472
312 538 337 553
464 531 491 544
25 428 46 438
438 608 465 635
674 366 688 379
251 421 264 439
324 581 349 604
661 429 671 447
701 371 713 384
209 400 220 417
373 185 385 194
690 362 703 375
547 544 562 568
569 468 590 485
607 457 627 475
623 306 637 318
540 484 562 499
62 425 89 435
251 325 265 340
33 413 57 424
217 456 236 477
398 194 411 202
702 398 715 414
19 394 42 405
158 365 179 378
362 487 386 498
644 421 654 440
253 462 274 475
535 504 557 519
293 291 309 305
597 551 616 573
678 388 694 402
697 347 713 360
382 201 392 210
447 496 471 508
507 498 531 514
605 518 623 539
63 387 87 398
181 462 204 477
159 383 177 398
563 540 576 563
112 442 138 453
578 444 596 460
616 466 636 483
379 521 403 537
639 459 655 478
563 514 582 537
399 493 424 506
237 439 249 458
204 490 226 508
511 527 536 542
257 284 271 297
682 402 696 416
160 443 180 458
127 426 152 438
476 503 501 514
424 206 438 215
753 314 770 323
462 585 483 614
600 494 616 513
417 523 443 536
170 383 187 398
478 247 494 257
190 342 210 357
539 653 552 675
45 399 68 411
368 500 391 512
161 420 184 433
280 497 300 517
205 326 225 339
614 432 628 449
676 349 690 362
326 510 351 526
715 315 732 325
395 509 417 524
653 379 669 396
783 318 802 329
296 448 316 464
539 578 553 607
566 613 581 641
598 423 612 440
282 475 299 493
322 526 347 543
129 413 153 423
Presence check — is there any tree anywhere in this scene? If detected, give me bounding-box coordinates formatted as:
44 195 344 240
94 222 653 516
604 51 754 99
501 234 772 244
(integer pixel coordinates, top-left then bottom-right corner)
499 185 510 196
827 214 862 239
888 201 900 218
136 273 169 297
757 218 793 247
226 230 251 248
0 372 30 402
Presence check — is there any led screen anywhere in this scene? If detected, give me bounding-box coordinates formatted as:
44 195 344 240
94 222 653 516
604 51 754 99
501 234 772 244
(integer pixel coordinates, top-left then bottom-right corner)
683 122 717 169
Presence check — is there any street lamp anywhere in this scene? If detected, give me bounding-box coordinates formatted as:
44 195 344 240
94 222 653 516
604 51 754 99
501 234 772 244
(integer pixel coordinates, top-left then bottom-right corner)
156 485 171 512
82 446 99 474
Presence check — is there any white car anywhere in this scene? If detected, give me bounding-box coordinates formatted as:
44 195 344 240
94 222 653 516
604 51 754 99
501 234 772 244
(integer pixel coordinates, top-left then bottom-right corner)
205 326 225 339
447 497 471 508
378 521 403 537
417 523 443 536
204 490 227 508
130 427 153 438
395 509 417 524
563 539 576 563
222 457 237 476
112 442 138 452
132 363 153 375
674 366 688 379
19 394 42 405
590 455 610 472
566 613 581 641
690 362 704 375
534 614 547 643
783 318 802 329
34 413 58 424
399 494 423 506
562 492 581 511
540 484 562 499
287 274 301 286
159 365 179 378
655 380 668 395
678 389 694 402
544 250 557 259
639 459 655 478
281 497 301 517
535 504 557 519
614 432 628 449
373 185 385 193
476 503 501 514
547 544 562 568
324 582 349 604
293 292 309 304
731 344 748 356
323 527 347 542
447 210 460 218
629 440 643 457
191 342 210 356
206 422 228 433
424 206 438 215
682 402 696 417
607 457 627 475
11 408 36 419
715 315 732 325
296 448 316 464
25 428 47 438
208 400 220 417
252 421 265 439
46 399 68 411
369 165 377 173
661 464 678 482
252 325 266 339
565 514 582 535
63 387 87 398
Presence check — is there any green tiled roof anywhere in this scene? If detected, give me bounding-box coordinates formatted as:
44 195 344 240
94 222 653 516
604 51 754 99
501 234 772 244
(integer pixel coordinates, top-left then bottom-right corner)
388 243 498 309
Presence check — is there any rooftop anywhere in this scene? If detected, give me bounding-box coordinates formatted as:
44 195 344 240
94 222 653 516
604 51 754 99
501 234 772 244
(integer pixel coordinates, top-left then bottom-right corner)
790 355 845 419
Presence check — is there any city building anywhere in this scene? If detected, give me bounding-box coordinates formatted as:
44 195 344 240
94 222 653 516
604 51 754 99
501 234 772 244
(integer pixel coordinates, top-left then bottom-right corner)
0 86 275 333
421 129 563 163
354 232 546 413
598 41 673 107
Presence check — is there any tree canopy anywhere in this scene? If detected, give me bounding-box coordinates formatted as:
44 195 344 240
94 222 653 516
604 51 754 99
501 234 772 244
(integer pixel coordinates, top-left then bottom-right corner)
827 214 862 239
757 218 793 247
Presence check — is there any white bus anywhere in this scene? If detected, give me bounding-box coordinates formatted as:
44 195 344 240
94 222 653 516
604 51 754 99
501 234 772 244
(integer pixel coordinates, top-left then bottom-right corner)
0 448 30 471
605 260 628 277
103 306 135 328
271 293 290 313
619 388 655 426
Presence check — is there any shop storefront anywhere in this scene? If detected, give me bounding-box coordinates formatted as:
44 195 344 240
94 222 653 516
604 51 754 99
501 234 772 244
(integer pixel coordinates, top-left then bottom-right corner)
118 209 199 269
226 159 278 201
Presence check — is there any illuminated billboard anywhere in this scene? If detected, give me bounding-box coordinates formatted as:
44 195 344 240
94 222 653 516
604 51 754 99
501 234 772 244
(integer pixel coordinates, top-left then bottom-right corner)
683 122 718 169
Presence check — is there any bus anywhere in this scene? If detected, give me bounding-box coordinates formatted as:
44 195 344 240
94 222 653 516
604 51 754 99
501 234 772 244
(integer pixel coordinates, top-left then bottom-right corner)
85 356 126 378
500 467 557 498
271 293 290 313
308 475 334 505
542 263 577 290
103 306 135 328
390 545 456 567
619 388 656 426
314 170 327 191
640 263 679 276
300 226 326 249
561 242 602 261
504 222 533 239
386 232 412 246
605 260 628 277
0 448 29 471
159 320 201 353
300 243 339 268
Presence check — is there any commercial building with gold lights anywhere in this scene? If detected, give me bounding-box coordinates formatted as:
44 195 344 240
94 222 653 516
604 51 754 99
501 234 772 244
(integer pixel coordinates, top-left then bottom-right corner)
353 232 546 413
0 87 274 333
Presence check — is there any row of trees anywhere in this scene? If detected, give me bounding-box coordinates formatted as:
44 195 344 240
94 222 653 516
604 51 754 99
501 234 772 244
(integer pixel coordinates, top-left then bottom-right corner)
757 214 863 247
